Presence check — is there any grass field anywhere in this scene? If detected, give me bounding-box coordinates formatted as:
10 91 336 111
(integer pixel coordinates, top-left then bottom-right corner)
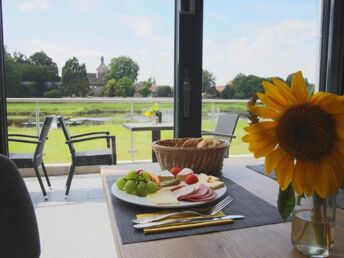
8 119 250 163
7 100 251 163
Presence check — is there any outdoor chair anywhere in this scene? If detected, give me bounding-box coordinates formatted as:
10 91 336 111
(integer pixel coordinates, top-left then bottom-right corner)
58 116 117 198
0 155 41 258
8 116 53 199
201 113 239 157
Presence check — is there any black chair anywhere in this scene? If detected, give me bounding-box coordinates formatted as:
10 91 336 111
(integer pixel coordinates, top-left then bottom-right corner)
9 116 53 199
58 116 117 198
202 113 239 157
0 155 41 258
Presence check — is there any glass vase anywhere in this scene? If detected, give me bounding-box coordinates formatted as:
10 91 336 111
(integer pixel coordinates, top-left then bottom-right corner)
291 193 336 257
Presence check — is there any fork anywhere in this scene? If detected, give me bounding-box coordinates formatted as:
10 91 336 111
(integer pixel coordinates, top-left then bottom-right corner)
132 195 234 224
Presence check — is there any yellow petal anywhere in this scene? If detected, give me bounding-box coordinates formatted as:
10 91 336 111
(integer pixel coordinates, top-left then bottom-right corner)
303 161 317 196
242 131 274 143
257 92 286 113
272 78 298 105
335 137 344 155
244 121 277 133
248 105 280 119
275 154 294 190
253 141 278 158
291 71 308 103
262 81 289 107
265 146 284 174
293 160 306 195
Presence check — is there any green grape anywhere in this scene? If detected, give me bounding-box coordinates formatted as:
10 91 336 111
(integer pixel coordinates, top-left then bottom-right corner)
146 181 159 193
116 177 126 190
141 171 151 181
124 181 136 194
137 182 147 196
126 170 138 180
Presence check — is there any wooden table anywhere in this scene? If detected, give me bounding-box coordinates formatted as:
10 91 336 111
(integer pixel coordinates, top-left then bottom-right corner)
101 156 344 258
122 122 173 162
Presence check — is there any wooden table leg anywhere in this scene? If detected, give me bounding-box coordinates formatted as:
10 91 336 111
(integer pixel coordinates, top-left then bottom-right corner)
151 130 161 162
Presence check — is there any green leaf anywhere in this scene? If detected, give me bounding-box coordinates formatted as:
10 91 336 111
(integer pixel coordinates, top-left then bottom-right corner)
277 184 295 221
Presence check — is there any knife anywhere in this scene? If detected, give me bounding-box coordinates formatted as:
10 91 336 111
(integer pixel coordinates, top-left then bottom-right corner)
133 215 244 229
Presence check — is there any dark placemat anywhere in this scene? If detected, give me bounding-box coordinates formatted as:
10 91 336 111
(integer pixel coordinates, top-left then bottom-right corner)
106 175 285 244
247 164 344 209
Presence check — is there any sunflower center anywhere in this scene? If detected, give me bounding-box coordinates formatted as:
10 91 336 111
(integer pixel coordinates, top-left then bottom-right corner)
276 104 336 161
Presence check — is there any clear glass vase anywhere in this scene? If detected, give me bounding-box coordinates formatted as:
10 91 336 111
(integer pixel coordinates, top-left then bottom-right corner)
291 193 336 257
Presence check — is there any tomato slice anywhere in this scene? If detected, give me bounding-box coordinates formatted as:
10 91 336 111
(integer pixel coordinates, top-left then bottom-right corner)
185 174 199 185
170 167 182 177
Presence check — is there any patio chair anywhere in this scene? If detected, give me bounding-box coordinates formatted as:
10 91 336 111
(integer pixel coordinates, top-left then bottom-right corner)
201 113 239 157
58 116 117 198
0 155 40 258
8 116 53 199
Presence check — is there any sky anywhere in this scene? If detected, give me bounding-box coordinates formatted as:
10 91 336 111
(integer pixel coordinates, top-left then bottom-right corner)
3 0 320 86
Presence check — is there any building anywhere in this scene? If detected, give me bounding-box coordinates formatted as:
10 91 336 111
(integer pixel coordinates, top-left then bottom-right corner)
87 56 108 96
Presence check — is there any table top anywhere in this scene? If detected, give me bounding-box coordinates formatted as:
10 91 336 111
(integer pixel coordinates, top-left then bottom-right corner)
122 122 174 131
101 156 344 258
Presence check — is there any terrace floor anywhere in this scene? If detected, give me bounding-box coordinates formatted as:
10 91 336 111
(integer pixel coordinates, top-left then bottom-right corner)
25 155 261 258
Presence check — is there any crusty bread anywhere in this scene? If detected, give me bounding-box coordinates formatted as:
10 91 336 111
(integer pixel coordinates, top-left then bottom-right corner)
174 138 187 147
197 138 221 148
181 138 202 147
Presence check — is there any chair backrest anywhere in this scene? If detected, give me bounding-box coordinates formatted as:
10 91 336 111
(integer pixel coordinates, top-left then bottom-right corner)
215 113 239 140
58 116 75 154
0 155 41 258
34 116 53 164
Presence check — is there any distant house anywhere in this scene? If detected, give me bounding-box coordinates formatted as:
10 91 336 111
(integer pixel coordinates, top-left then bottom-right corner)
87 56 108 96
215 85 225 93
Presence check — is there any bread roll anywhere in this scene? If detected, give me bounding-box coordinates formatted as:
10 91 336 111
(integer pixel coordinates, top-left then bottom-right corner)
181 138 202 147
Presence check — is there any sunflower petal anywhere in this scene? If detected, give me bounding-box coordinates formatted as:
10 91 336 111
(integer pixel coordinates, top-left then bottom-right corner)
291 71 308 103
275 154 294 190
262 81 289 106
242 130 274 143
244 121 277 133
249 138 277 158
248 105 280 119
293 160 306 195
265 146 284 174
304 162 316 196
272 78 298 105
256 92 286 113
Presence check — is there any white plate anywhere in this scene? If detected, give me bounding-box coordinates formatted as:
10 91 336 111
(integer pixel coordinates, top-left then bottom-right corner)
111 183 227 208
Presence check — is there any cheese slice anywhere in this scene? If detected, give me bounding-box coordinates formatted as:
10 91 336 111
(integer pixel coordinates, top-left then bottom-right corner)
147 188 179 205
157 170 175 182
198 173 224 190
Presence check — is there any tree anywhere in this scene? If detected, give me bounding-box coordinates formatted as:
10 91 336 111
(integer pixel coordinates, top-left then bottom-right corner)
4 51 23 97
105 56 139 82
220 84 235 99
139 79 153 97
61 57 89 97
156 86 172 97
103 79 116 97
103 77 134 97
230 73 264 99
202 69 216 93
29 51 59 75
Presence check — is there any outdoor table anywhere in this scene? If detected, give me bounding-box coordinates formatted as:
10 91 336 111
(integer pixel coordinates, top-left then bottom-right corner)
101 156 344 258
122 122 173 162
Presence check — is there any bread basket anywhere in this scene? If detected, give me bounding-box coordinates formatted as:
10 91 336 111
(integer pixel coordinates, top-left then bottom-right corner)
152 138 229 175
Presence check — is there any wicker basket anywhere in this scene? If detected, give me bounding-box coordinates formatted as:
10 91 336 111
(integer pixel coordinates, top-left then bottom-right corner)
152 138 229 175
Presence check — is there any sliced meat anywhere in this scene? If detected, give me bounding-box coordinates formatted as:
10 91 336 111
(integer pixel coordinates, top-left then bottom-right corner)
179 184 209 200
186 191 217 202
172 184 197 200
171 181 187 191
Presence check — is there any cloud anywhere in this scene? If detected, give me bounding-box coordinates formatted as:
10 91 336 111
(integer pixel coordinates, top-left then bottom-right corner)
120 15 155 37
70 0 99 15
203 19 318 85
16 0 51 12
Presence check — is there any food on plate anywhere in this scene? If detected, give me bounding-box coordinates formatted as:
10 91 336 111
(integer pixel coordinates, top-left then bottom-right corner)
181 138 202 147
185 174 199 185
147 188 179 205
160 179 180 187
198 173 225 190
115 170 159 196
157 170 175 182
176 168 193 181
172 183 217 202
169 167 182 176
197 138 221 148
114 168 225 205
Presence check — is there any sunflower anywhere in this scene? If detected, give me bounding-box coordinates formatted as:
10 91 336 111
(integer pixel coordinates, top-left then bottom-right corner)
242 71 344 198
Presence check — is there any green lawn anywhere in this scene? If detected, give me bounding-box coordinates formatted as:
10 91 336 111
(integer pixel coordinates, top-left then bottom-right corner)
8 119 250 164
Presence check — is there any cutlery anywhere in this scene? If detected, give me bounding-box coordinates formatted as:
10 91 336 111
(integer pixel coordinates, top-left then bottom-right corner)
133 214 244 229
132 194 234 224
